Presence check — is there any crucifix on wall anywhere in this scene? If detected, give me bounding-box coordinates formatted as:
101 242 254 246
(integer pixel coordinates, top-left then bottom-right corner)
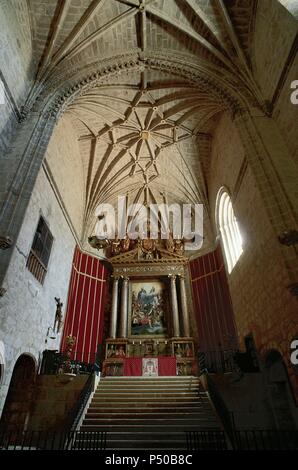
53 297 63 334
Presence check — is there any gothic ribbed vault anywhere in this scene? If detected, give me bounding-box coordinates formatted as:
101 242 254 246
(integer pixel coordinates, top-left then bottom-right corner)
25 0 263 249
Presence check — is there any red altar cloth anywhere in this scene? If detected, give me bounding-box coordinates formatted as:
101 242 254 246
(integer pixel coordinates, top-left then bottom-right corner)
123 358 142 376
123 357 177 376
158 356 176 376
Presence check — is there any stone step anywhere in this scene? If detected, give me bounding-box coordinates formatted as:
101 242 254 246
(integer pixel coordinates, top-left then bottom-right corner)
74 439 188 451
88 401 207 408
105 440 223 450
97 382 201 386
87 406 209 414
85 411 214 419
83 412 215 426
92 396 201 402
100 376 198 380
80 423 219 431
92 393 207 400
86 402 212 411
94 389 207 395
100 376 200 385
93 391 201 397
98 431 216 438
97 385 201 390
94 389 204 394
78 376 221 449
76 430 221 441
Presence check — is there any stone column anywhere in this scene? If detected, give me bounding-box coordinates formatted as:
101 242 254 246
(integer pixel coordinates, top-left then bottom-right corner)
179 275 190 337
169 274 180 337
0 111 57 286
119 276 129 338
234 110 298 287
109 276 119 338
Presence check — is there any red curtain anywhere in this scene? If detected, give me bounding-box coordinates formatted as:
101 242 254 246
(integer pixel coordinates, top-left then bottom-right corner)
158 357 176 376
61 246 108 363
123 357 177 376
123 358 142 376
190 245 238 352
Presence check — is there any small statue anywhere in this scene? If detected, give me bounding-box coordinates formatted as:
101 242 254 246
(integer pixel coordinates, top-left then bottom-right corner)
54 297 63 333
174 239 184 255
166 234 175 253
142 238 156 260
111 238 121 255
60 335 76 374
121 237 130 252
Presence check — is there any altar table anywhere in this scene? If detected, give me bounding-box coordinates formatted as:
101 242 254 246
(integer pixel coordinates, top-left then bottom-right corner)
123 356 177 376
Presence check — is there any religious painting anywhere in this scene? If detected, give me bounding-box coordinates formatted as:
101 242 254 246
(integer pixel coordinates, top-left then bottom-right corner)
142 358 158 377
177 360 194 376
144 340 155 356
130 280 168 336
103 361 123 377
172 341 194 358
106 342 127 359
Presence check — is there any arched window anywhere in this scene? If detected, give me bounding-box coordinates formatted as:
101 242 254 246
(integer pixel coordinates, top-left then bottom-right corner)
216 189 243 273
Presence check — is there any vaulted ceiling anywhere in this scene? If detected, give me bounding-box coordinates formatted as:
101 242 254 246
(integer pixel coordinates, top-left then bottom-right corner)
26 0 262 249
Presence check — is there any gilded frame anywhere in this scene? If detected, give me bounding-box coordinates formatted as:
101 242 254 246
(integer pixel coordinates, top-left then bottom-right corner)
128 278 169 338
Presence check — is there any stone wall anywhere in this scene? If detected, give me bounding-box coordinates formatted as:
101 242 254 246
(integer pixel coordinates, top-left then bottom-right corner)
0 1 35 156
208 112 298 401
0 1 31 197
273 56 298 165
209 373 276 430
0 1 34 108
252 0 296 102
252 0 298 164
28 374 89 431
0 164 77 416
45 116 85 238
0 78 19 157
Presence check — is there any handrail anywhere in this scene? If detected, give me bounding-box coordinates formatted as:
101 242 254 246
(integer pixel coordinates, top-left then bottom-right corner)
198 349 239 374
0 429 107 450
199 371 235 447
186 429 298 451
65 373 95 432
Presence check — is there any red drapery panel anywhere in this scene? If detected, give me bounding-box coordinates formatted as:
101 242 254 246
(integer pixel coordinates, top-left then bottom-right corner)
123 357 177 376
158 356 177 376
190 245 238 352
123 358 142 376
61 246 108 363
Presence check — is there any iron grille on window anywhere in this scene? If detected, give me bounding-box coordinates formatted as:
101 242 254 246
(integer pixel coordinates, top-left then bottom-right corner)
26 217 53 284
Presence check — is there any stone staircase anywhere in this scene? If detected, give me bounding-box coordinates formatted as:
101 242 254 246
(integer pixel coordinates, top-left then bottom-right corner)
78 376 223 450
